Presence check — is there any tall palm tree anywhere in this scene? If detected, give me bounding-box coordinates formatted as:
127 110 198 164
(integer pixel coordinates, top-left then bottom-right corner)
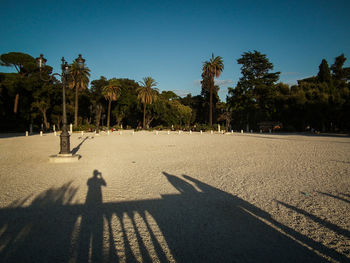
137 77 158 128
69 61 90 127
202 53 224 127
102 78 121 129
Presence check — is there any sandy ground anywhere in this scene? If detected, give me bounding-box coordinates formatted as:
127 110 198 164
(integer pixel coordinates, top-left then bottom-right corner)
0 131 349 262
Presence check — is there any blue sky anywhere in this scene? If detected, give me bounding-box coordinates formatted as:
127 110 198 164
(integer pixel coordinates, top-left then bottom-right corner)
1 0 350 100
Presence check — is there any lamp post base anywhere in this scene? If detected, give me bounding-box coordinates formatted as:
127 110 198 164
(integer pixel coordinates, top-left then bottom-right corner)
49 153 81 163
59 129 71 154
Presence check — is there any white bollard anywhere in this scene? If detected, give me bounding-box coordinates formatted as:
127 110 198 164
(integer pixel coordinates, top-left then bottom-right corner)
260 129 262 133
231 130 233 134
190 130 192 134
54 131 57 136
241 130 243 134
178 130 181 135
120 131 122 135
40 131 43 136
200 130 203 134
167 130 170 135
132 130 135 135
218 124 220 133
211 130 213 134
70 123 73 134
53 124 55 132
81 131 84 136
25 131 28 136
107 130 110 135
251 129 253 133
156 131 159 135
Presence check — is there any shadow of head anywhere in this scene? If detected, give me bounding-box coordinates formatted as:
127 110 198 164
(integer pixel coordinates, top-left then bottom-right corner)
93 169 102 178
162 172 197 194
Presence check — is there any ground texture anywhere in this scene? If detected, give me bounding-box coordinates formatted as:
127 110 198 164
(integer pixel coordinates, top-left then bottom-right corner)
0 131 349 262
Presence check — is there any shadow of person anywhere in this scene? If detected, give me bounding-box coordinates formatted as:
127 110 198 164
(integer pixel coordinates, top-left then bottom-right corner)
77 170 106 263
85 170 107 206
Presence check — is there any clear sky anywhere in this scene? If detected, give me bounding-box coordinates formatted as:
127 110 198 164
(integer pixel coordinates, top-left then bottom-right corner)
1 0 350 100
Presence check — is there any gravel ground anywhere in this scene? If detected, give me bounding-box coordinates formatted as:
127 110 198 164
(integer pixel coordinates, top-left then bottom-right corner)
0 131 349 262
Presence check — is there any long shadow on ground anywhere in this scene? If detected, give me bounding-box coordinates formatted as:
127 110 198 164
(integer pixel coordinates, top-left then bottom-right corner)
71 137 89 155
0 171 348 262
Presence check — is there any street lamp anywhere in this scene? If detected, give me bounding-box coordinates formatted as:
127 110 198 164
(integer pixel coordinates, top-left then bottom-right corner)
36 54 84 162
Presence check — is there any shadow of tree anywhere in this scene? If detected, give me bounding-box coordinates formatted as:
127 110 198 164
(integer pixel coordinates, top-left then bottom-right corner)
0 171 348 262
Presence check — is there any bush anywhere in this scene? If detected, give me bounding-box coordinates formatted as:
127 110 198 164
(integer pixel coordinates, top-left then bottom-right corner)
73 124 96 132
284 125 296 132
153 125 164 130
111 125 122 130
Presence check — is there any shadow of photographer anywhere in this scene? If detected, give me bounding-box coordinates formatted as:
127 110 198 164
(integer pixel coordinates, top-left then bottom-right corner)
0 170 348 262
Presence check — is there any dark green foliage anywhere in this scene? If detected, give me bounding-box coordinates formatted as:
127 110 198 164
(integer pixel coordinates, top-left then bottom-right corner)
1 51 349 133
330 54 347 81
227 52 350 132
227 51 280 130
111 78 140 128
317 59 332 83
180 94 206 124
0 52 36 75
0 54 62 132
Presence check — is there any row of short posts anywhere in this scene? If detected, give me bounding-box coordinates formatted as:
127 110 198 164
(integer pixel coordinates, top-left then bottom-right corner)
153 129 230 135
26 123 74 136
240 129 271 134
26 124 271 137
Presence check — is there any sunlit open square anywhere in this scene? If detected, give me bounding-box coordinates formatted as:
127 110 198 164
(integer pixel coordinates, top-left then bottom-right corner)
0 132 349 262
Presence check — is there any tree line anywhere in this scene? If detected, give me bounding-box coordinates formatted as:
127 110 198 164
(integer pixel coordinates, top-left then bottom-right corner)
0 51 349 133
227 51 350 132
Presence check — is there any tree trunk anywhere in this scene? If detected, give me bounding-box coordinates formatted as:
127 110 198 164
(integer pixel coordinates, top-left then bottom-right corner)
145 116 154 128
42 109 49 129
107 100 111 129
116 114 124 127
246 113 250 132
143 103 146 129
74 85 79 127
14 94 19 113
209 78 213 127
95 104 102 132
56 115 61 130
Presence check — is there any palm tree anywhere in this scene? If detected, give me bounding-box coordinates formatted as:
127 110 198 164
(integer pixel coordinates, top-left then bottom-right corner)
102 78 121 129
69 61 90 127
202 53 224 127
137 77 158 128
